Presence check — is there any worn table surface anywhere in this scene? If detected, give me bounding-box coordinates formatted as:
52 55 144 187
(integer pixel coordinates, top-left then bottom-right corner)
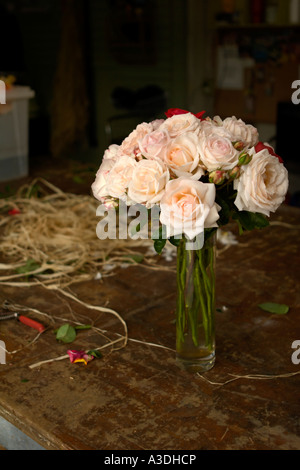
0 199 299 450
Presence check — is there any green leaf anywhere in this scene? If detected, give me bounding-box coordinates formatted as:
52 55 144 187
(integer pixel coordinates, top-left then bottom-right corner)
56 324 77 343
168 236 181 247
258 303 289 315
87 349 103 359
233 211 269 232
216 194 231 226
16 258 41 274
154 238 167 254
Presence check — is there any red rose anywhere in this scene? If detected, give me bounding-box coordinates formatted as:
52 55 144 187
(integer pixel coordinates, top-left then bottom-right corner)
165 108 206 120
255 142 283 164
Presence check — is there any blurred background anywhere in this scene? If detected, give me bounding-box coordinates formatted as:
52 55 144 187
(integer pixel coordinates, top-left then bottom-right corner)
0 0 300 205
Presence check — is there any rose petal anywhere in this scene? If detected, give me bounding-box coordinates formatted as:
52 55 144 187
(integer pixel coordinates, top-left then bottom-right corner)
67 350 90 364
164 108 206 120
255 142 283 163
8 209 21 215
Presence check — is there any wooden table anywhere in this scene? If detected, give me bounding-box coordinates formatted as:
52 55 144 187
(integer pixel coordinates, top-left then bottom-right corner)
0 204 299 451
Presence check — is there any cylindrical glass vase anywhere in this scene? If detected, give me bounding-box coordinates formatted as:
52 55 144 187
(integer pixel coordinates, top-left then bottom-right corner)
175 233 216 373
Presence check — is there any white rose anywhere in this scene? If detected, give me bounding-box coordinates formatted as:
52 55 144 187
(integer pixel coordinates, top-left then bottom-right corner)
151 118 164 130
198 117 222 136
159 112 201 138
222 116 259 148
128 159 169 208
160 178 220 240
106 155 136 201
91 158 116 201
103 144 121 160
234 148 289 216
198 127 239 171
164 132 204 179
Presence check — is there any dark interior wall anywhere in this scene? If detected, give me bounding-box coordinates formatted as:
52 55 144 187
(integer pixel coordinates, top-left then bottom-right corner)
88 0 188 158
0 1 61 115
0 0 188 162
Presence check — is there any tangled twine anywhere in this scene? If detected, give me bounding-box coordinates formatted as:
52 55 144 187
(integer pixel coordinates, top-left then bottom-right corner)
0 178 175 363
0 178 170 289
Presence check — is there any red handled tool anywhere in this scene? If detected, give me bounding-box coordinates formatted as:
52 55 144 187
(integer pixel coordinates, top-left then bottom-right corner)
0 311 45 333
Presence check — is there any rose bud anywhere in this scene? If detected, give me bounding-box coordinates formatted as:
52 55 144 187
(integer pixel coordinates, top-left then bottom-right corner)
233 141 245 151
238 152 252 166
102 197 119 210
209 170 226 185
228 166 241 180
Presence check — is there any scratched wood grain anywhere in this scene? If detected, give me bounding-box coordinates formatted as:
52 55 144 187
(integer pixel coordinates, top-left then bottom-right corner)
0 203 299 450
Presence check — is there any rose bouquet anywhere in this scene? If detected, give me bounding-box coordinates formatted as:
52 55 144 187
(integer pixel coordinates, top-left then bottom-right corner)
92 108 289 372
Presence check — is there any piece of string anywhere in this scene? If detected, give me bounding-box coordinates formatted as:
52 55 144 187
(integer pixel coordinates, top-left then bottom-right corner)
0 289 174 368
27 337 175 370
197 370 300 387
1 295 298 386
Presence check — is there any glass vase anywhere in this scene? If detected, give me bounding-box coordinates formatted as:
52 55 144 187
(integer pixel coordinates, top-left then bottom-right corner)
175 233 216 373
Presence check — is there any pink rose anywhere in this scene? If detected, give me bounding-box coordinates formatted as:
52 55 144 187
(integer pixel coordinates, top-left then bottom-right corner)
138 129 170 159
198 127 239 171
160 178 220 240
121 122 153 157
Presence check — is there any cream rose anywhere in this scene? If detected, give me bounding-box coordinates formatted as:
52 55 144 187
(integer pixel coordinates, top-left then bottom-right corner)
151 118 164 130
198 127 239 171
128 159 169 208
222 116 259 148
103 144 121 160
105 155 136 201
121 122 153 157
234 148 289 216
159 112 201 138
160 178 220 240
91 158 116 201
164 132 204 179
138 129 170 159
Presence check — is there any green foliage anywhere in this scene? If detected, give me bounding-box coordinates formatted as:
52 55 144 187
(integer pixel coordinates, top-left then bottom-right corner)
56 324 77 343
55 323 92 343
87 349 103 359
232 211 269 234
258 303 289 315
154 238 167 255
16 258 41 274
